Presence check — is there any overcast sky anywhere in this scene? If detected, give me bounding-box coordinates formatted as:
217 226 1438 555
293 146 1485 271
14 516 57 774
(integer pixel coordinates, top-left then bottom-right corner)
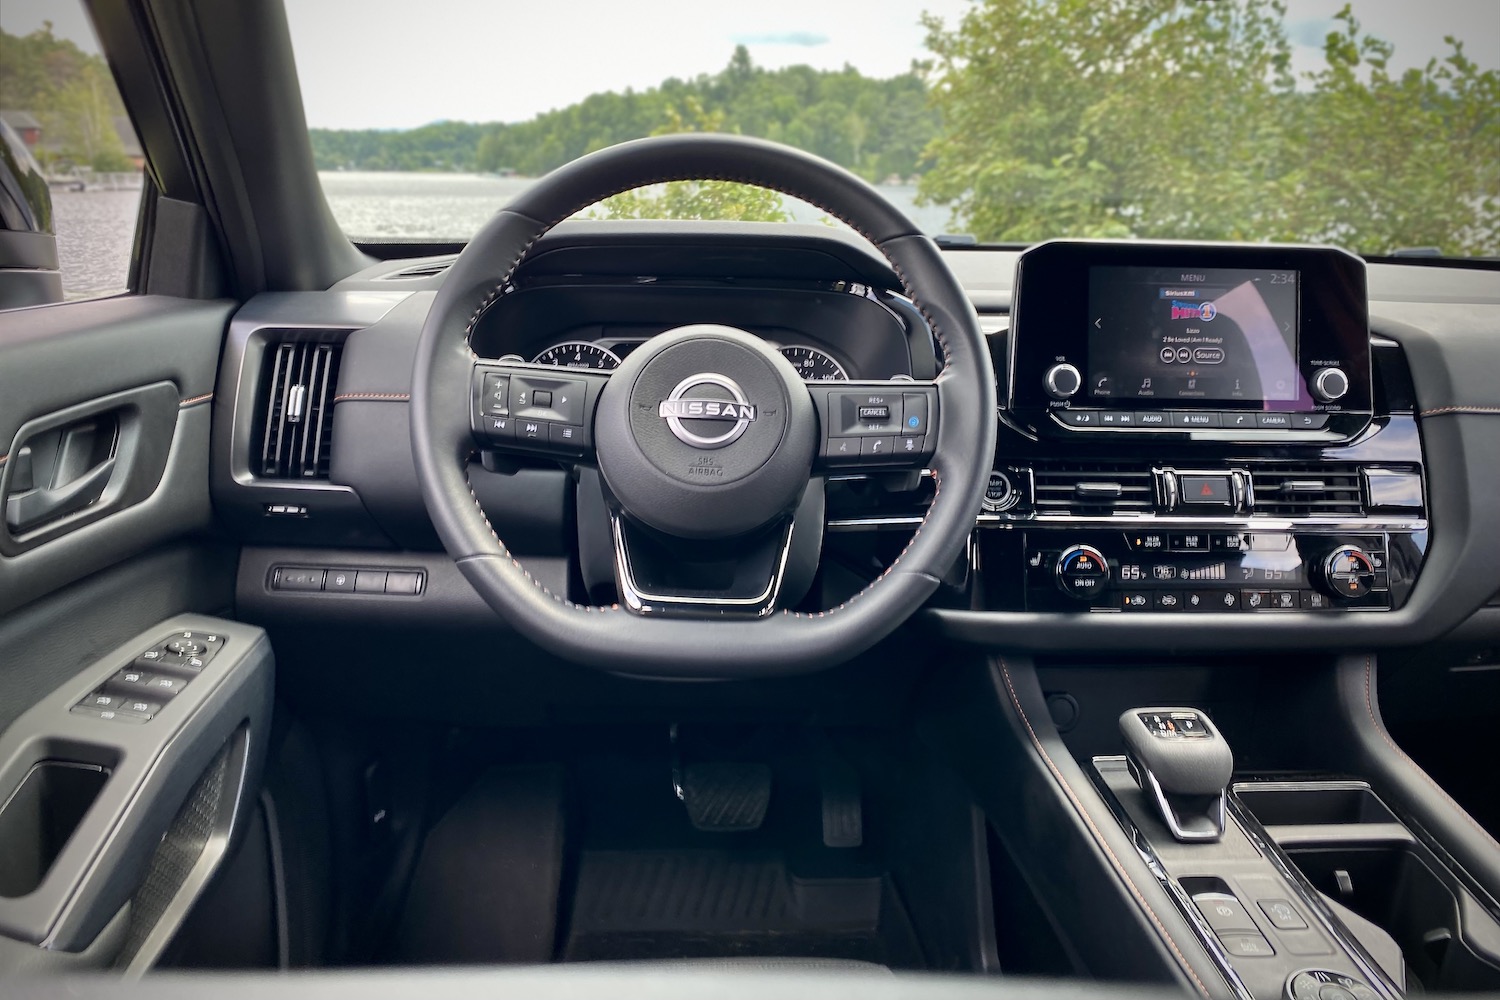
4 0 1497 131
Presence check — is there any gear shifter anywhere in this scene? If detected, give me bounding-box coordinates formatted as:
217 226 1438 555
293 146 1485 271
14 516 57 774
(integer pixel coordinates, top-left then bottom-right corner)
1119 708 1233 842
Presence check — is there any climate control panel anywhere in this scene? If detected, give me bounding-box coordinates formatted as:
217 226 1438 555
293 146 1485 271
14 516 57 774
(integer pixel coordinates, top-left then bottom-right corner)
1015 530 1418 613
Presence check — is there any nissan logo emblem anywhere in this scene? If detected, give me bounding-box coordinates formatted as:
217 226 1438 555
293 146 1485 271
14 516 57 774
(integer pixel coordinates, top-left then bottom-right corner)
658 373 758 448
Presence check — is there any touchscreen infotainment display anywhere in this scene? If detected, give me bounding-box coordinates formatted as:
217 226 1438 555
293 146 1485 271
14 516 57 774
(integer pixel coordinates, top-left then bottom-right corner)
1086 266 1300 405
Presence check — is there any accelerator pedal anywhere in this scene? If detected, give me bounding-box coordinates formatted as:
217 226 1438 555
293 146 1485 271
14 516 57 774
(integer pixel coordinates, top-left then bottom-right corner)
680 762 772 832
819 754 863 849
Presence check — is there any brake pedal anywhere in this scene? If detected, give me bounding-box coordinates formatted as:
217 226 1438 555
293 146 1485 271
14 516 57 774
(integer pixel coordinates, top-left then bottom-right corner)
679 762 772 832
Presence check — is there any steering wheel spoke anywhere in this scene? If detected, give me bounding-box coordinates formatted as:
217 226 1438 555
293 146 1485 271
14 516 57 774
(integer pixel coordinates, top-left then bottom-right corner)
470 360 610 462
808 380 937 473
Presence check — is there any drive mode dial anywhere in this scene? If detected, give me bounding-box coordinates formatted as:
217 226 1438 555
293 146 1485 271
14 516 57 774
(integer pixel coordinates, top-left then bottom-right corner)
1056 544 1110 602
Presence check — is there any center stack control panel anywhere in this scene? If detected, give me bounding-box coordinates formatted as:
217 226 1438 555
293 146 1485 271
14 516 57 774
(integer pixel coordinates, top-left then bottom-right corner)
982 239 1428 616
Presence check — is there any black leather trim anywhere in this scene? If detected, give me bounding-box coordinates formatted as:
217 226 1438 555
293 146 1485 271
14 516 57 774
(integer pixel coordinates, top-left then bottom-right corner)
409 135 995 676
1330 655 1500 900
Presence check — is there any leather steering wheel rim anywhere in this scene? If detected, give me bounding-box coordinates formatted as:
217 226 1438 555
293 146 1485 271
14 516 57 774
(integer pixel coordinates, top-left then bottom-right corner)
410 134 996 677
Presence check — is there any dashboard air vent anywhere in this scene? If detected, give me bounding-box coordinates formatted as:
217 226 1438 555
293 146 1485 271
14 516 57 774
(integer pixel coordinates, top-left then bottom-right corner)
384 257 455 279
257 339 341 480
1250 463 1363 516
1033 462 1155 514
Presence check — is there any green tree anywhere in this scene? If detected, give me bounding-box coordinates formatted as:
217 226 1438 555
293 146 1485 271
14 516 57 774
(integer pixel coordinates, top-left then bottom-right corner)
591 97 790 223
917 0 1499 256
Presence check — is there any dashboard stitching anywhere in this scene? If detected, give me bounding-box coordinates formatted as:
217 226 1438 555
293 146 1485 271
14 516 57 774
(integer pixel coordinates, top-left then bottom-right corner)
334 392 412 402
178 392 214 407
447 171 966 617
998 658 1216 999
462 463 620 613
1419 405 1500 417
1363 655 1500 850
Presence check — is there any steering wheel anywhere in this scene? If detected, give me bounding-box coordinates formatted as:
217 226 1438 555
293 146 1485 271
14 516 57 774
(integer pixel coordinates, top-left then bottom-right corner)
411 134 995 677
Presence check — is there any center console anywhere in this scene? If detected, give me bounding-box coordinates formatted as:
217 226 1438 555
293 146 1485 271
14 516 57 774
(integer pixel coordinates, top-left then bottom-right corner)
977 240 1427 621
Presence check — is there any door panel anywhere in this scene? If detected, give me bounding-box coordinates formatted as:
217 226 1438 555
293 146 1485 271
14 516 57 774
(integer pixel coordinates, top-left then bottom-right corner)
0 296 233 616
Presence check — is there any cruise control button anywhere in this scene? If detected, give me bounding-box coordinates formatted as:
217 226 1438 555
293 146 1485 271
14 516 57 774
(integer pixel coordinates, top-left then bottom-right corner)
900 394 929 436
858 405 890 422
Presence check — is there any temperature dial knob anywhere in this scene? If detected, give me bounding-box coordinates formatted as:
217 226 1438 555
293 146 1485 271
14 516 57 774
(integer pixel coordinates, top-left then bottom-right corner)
1320 546 1376 600
1044 363 1083 400
1056 544 1110 602
1312 367 1349 402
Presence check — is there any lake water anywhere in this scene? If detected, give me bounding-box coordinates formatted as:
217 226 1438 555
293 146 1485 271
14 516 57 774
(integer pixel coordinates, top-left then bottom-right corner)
318 171 954 239
48 171 955 298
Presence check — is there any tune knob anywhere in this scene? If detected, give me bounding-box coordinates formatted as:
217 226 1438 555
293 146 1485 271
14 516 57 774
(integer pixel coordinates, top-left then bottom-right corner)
1044 363 1083 400
1320 546 1375 600
1056 544 1110 602
1312 367 1349 403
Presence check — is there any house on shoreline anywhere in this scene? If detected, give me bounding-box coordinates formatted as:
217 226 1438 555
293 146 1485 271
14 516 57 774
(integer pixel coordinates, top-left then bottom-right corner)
0 109 144 171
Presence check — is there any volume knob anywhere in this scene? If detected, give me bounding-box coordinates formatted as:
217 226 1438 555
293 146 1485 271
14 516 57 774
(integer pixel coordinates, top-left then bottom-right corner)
1312 367 1349 403
1045 363 1083 400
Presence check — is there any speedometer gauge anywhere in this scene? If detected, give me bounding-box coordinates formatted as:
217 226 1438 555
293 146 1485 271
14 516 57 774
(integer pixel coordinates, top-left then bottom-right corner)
531 341 621 370
779 345 848 381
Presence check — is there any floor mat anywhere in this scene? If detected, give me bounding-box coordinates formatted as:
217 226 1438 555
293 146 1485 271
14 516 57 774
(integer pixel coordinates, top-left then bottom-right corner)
561 848 921 964
390 763 566 964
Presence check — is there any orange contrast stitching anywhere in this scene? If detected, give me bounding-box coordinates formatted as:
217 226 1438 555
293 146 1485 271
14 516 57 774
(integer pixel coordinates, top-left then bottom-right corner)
179 392 214 407
999 659 1215 999
1419 405 1500 417
334 392 412 402
448 166 964 615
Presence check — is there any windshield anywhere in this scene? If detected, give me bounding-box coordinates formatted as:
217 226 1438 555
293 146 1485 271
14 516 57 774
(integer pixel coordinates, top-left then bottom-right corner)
285 0 1499 258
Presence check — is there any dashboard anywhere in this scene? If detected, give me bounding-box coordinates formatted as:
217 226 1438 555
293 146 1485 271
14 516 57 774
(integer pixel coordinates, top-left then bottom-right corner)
209 221 1500 655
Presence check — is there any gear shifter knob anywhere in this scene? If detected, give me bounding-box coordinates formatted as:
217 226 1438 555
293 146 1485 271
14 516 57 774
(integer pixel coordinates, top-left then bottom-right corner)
1119 708 1233 842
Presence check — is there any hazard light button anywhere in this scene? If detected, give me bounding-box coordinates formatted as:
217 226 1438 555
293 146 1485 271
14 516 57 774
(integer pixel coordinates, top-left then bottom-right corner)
1180 475 1233 507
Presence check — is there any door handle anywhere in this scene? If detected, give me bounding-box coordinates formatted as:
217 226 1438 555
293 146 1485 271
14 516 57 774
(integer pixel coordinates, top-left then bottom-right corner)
5 456 116 533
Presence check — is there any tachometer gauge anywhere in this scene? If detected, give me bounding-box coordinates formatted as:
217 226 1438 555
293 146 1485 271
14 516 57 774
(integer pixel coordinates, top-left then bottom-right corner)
531 341 621 370
779 345 849 381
